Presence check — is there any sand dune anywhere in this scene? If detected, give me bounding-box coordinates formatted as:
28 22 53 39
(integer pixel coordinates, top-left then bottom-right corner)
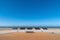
0 32 60 40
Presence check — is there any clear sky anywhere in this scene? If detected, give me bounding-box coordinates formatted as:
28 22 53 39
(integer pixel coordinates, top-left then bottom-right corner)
0 0 60 26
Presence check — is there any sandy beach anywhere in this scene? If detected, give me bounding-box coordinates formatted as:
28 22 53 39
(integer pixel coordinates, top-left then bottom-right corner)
0 28 60 40
0 32 60 40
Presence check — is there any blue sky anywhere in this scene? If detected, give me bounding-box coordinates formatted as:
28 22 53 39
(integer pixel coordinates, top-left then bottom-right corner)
0 0 60 26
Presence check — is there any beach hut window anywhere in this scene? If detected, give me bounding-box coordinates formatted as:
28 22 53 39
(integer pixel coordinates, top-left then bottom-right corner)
42 28 48 30
27 28 33 30
35 27 40 30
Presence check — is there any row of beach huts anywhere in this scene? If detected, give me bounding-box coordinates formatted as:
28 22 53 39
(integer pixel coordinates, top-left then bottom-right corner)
0 26 60 34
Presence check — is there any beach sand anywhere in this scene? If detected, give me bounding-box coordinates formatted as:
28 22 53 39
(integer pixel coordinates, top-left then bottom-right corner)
0 32 60 40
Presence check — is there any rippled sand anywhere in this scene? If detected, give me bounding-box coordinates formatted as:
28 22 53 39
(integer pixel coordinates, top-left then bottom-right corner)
0 32 60 40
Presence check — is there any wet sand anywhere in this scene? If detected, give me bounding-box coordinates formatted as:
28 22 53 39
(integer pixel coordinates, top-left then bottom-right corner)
0 32 60 40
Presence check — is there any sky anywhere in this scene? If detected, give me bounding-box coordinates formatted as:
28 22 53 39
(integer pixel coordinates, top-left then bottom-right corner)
0 0 60 26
